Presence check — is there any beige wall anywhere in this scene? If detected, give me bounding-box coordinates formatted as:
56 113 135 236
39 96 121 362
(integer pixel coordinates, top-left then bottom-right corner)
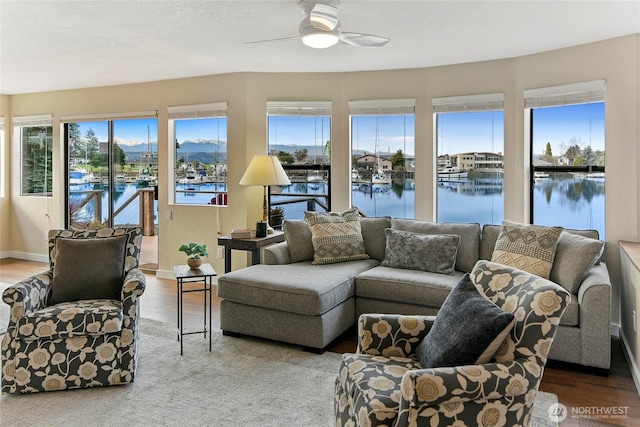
0 95 10 255
2 34 639 345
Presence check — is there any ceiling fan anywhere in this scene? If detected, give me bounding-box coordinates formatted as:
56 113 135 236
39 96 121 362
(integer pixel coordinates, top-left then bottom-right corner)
246 0 390 49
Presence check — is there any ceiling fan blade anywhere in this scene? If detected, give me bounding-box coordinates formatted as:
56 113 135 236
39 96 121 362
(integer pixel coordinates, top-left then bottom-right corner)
309 2 339 31
245 36 301 45
339 32 390 47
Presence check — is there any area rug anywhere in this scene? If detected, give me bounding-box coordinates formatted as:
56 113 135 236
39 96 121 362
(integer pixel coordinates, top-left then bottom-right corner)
0 317 558 426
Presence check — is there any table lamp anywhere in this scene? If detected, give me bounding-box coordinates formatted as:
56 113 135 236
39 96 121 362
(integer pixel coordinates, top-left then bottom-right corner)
239 155 291 235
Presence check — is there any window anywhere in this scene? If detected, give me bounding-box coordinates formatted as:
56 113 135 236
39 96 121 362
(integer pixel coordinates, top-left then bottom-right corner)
433 94 504 225
0 117 4 198
168 103 228 206
14 115 53 196
349 99 415 218
526 80 605 237
267 101 332 221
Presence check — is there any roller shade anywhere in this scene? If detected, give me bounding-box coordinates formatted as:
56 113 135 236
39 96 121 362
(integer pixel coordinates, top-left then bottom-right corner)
267 101 331 116
168 102 227 119
524 80 605 108
349 99 415 115
433 93 504 113
12 114 53 127
60 110 157 123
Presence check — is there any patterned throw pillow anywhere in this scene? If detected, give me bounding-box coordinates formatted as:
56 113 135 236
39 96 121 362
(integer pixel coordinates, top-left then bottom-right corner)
304 208 369 265
381 229 459 274
491 220 563 279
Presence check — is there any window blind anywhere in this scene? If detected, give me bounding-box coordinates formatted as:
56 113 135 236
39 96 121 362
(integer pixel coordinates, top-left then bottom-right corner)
12 114 53 127
168 102 227 120
349 99 415 115
432 93 504 113
524 80 605 108
266 101 331 117
60 110 157 123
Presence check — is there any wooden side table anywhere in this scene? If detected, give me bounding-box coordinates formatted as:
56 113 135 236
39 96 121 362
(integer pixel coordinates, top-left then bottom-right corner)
172 263 217 355
217 231 285 273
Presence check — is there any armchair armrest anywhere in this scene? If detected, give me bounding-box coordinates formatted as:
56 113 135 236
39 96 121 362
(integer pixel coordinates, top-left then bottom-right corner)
357 314 434 357
262 241 291 265
2 272 52 325
121 268 146 318
396 359 541 424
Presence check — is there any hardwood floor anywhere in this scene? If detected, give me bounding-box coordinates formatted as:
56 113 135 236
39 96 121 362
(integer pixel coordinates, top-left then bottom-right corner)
1 257 639 426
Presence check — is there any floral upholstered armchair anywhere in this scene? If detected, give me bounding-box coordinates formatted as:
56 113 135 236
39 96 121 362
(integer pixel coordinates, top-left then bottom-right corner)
334 260 570 427
1 227 146 394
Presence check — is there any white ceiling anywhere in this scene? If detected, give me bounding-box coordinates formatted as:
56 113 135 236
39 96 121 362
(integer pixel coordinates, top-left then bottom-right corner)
1 0 639 95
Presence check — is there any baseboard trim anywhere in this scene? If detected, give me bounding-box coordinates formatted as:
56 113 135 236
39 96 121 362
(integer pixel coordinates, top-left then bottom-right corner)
156 269 175 280
1 251 48 263
611 323 621 338
619 328 640 396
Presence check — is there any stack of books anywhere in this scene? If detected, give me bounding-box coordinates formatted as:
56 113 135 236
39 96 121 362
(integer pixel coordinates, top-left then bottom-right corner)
230 228 256 239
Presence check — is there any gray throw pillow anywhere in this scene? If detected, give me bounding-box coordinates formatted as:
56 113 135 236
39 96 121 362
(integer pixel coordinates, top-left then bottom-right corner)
283 220 314 263
416 274 515 368
49 235 128 305
304 208 369 265
550 231 604 294
381 229 459 274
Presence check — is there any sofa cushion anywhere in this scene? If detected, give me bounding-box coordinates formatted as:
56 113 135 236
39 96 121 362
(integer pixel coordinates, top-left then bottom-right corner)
415 274 515 368
550 231 605 294
356 266 464 309
480 224 501 261
360 216 391 261
283 220 314 263
305 208 369 265
217 259 379 316
381 229 459 274
491 220 563 279
49 235 128 305
390 219 480 272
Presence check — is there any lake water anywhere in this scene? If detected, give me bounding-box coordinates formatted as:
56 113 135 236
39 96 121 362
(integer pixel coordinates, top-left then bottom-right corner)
70 175 605 238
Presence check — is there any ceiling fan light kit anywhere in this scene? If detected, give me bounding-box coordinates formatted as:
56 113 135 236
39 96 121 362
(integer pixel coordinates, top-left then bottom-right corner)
246 0 389 49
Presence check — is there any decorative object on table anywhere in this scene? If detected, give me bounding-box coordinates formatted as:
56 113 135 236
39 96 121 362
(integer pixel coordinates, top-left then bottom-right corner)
269 206 285 229
178 242 209 269
256 221 268 238
239 155 291 234
1 227 146 394
230 228 256 239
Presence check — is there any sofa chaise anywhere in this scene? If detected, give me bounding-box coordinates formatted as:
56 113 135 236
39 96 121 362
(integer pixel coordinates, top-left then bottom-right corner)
216 216 611 370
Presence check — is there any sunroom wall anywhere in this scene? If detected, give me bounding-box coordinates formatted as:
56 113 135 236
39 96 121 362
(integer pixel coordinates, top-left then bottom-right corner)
2 35 639 328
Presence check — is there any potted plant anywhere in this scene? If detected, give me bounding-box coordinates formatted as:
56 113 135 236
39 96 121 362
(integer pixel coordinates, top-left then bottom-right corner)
269 206 285 229
179 242 209 269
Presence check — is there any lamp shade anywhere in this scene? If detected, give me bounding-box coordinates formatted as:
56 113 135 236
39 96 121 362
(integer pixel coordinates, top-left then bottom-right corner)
239 155 291 186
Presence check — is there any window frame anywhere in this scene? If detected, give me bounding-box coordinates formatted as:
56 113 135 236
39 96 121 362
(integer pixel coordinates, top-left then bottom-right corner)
13 115 54 197
168 102 228 206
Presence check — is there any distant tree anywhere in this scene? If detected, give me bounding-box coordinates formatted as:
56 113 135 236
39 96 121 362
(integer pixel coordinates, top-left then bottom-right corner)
582 145 595 166
324 140 331 162
543 142 554 163
294 148 308 163
68 123 82 159
390 149 405 170
113 143 126 169
90 153 108 168
84 128 100 159
277 151 294 164
565 142 582 165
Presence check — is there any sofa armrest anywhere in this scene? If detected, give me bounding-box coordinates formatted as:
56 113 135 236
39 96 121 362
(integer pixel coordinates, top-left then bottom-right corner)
263 241 291 265
396 359 541 425
2 272 52 326
357 314 434 357
576 262 611 368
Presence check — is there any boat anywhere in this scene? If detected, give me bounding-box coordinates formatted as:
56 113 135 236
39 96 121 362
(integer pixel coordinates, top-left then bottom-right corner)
534 171 549 181
437 167 468 180
371 172 391 184
307 172 325 183
136 167 158 187
69 168 94 186
178 168 201 184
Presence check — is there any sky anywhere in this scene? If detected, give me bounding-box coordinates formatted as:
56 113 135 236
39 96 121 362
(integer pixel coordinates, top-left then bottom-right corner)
74 102 604 156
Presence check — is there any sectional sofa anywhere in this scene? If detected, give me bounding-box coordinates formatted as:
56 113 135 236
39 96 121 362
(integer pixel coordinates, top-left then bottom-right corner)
217 217 611 370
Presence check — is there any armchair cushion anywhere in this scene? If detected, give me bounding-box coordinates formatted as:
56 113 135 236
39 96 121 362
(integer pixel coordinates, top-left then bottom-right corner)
415 274 515 368
491 220 563 279
15 299 123 340
49 235 128 305
381 229 459 274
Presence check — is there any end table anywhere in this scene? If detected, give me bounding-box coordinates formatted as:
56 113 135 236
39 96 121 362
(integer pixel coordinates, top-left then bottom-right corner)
172 263 217 355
